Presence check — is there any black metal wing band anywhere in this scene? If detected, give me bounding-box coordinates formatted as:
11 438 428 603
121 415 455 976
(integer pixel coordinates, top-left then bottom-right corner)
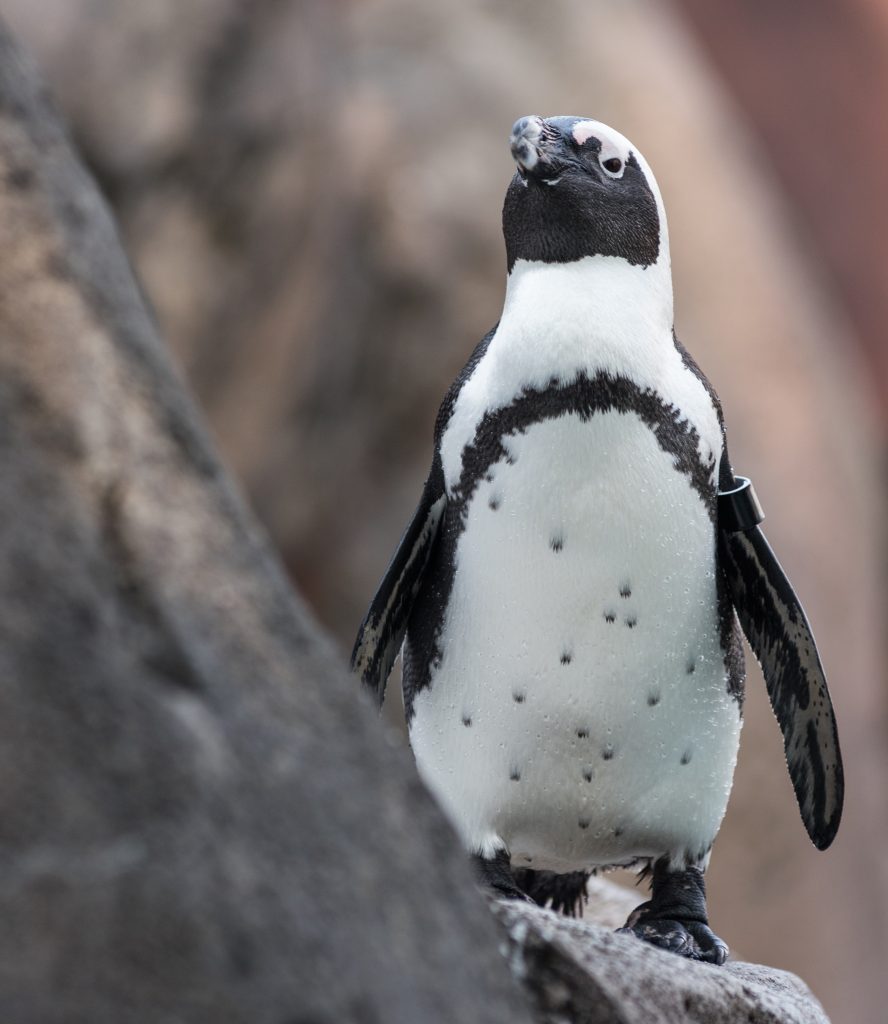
718 473 844 850
718 476 765 533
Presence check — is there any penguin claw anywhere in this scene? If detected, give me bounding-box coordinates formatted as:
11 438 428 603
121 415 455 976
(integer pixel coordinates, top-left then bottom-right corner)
617 918 728 964
687 921 729 965
472 850 536 905
487 883 536 905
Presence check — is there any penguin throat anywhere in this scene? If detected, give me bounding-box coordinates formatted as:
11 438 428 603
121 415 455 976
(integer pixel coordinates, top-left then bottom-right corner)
502 254 675 362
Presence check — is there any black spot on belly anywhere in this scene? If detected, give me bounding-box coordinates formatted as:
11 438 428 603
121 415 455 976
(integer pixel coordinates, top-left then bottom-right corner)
505 454 516 465
613 827 624 838
578 818 590 830
625 616 637 629
680 750 693 766
510 767 522 781
647 690 661 707
686 659 696 675
550 534 564 552
602 744 615 761
462 715 472 727
604 611 616 624
488 495 501 511
513 690 526 704
620 583 632 598
560 650 573 665
576 728 589 739
582 767 593 782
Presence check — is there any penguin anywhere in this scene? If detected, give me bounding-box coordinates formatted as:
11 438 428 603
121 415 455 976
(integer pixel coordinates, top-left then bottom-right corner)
352 115 844 963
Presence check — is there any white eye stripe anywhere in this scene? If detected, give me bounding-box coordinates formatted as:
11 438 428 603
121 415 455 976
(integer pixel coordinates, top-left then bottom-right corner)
571 119 629 178
572 120 599 146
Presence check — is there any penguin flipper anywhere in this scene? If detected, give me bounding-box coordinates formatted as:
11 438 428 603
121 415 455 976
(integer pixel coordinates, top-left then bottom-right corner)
351 461 446 705
719 480 844 849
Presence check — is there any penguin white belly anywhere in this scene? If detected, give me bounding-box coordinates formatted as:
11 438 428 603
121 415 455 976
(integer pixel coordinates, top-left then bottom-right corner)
408 409 742 872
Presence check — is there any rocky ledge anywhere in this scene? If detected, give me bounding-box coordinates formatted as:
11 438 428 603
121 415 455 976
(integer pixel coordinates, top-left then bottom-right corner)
491 878 830 1024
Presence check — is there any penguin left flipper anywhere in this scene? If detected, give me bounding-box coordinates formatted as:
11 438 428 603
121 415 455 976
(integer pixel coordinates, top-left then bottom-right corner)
351 459 446 706
719 476 844 850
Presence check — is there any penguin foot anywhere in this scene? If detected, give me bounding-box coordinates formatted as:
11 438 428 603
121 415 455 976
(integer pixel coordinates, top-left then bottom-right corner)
473 849 535 904
617 860 728 965
512 868 591 917
618 913 728 964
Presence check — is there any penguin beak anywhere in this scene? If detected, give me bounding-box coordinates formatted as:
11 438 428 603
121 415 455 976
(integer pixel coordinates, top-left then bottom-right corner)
510 116 566 180
510 116 545 174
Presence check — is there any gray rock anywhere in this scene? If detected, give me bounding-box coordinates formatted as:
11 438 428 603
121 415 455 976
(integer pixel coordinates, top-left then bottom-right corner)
494 894 830 1024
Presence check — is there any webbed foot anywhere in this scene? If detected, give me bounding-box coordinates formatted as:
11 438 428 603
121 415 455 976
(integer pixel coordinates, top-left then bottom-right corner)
617 860 728 965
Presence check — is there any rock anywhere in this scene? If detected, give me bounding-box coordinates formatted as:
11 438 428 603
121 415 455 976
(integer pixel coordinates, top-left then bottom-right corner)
494 888 830 1024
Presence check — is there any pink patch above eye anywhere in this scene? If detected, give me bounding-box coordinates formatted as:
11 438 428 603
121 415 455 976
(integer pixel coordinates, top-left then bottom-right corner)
572 121 599 145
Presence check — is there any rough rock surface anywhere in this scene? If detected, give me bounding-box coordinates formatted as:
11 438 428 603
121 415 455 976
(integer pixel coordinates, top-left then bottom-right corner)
494 892 830 1024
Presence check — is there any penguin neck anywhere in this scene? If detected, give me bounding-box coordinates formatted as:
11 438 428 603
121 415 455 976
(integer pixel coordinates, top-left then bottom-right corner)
499 254 675 382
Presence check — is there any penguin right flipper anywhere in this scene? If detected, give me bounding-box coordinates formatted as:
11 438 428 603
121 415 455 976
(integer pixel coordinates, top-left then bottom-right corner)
352 325 497 705
719 476 844 850
351 459 446 705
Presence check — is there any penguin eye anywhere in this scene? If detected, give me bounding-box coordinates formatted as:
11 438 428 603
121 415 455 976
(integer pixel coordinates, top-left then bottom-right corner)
601 157 623 175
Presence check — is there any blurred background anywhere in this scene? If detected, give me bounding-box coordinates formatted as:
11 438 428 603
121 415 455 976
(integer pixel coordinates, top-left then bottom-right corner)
2 0 885 1019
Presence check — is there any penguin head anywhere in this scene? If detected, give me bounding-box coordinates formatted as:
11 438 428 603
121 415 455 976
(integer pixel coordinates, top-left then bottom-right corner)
504 116 665 274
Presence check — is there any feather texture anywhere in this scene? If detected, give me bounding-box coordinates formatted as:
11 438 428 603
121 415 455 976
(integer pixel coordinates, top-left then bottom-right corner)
720 525 843 849
351 463 445 705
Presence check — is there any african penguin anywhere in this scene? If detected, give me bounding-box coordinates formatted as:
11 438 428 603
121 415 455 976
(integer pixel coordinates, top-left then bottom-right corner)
352 115 844 963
